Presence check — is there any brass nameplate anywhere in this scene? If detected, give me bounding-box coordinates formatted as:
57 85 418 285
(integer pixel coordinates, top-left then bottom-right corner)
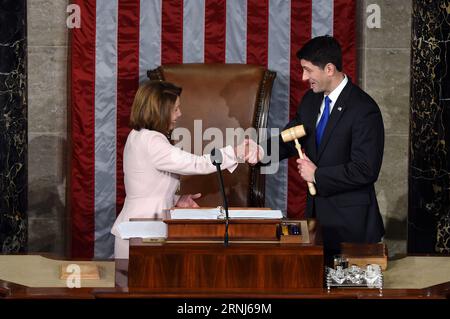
59 263 101 280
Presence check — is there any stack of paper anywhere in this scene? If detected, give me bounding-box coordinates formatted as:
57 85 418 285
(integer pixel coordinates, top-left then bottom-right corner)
116 220 167 239
228 209 283 219
170 208 283 220
170 208 220 220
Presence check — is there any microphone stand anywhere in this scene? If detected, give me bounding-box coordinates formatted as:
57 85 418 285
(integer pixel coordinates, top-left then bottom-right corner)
217 165 229 246
211 148 229 246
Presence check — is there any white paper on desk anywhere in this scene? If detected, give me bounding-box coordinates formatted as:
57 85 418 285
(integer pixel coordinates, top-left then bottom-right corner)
170 208 283 219
116 221 167 239
228 210 283 219
170 208 220 219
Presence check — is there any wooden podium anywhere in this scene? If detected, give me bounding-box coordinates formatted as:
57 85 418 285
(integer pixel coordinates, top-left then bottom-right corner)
128 212 324 289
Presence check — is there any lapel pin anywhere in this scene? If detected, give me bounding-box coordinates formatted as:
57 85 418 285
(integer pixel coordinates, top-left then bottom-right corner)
337 107 342 111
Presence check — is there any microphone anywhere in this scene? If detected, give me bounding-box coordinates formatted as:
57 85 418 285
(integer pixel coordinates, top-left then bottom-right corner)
210 148 229 246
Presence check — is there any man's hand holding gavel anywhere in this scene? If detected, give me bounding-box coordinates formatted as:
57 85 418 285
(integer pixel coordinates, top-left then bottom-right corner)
281 124 317 195
296 153 317 183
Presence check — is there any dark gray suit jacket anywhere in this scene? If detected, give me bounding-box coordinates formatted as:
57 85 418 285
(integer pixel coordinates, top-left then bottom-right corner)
272 79 385 250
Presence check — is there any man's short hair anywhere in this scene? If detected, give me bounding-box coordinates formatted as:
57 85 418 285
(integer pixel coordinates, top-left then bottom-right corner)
296 35 342 72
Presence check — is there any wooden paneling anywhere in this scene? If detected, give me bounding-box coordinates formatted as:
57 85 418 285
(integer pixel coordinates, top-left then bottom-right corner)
128 242 324 289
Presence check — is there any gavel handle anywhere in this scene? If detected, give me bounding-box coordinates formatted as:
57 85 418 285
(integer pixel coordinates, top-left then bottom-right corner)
294 139 317 196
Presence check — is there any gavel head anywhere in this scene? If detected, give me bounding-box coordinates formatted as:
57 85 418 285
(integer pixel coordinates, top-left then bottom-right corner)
281 125 306 143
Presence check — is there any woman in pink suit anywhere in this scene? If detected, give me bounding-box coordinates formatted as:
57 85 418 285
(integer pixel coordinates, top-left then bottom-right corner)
111 81 258 258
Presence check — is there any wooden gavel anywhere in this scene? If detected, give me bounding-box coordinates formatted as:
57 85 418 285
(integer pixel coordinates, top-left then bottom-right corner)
281 125 317 196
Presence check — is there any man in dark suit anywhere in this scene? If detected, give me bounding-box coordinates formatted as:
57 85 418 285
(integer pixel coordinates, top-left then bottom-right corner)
262 35 385 263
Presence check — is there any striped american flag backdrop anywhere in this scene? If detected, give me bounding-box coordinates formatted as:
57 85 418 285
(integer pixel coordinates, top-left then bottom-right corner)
69 0 356 258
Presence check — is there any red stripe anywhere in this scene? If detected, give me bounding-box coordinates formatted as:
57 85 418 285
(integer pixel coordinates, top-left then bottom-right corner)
334 0 357 83
246 0 268 66
204 0 226 63
162 0 183 64
70 0 96 258
287 0 312 218
116 0 140 214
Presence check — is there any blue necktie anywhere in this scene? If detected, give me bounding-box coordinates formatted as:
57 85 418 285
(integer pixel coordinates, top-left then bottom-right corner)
316 96 331 147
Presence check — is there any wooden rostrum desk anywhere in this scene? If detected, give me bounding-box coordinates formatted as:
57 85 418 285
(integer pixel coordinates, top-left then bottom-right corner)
1 216 450 300
128 217 324 289
1 256 450 299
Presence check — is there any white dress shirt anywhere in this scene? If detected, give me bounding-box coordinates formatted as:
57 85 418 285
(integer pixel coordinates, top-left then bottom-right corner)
312 75 348 184
316 75 348 125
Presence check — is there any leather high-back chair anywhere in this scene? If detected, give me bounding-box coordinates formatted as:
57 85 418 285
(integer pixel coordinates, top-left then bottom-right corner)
147 64 276 207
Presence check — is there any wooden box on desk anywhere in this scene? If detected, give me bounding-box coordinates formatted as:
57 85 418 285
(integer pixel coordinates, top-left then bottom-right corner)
341 242 388 270
278 220 313 244
164 207 279 241
165 218 280 241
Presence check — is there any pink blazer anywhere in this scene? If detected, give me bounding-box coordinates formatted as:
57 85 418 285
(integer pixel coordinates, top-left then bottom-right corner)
111 129 238 237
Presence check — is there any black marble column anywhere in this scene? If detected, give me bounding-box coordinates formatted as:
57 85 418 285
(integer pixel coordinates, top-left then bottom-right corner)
0 1 27 252
409 1 450 253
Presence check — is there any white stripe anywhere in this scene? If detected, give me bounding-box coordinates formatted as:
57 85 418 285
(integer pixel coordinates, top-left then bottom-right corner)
225 0 247 63
266 0 291 214
312 0 333 37
139 0 162 82
94 0 118 258
183 0 205 63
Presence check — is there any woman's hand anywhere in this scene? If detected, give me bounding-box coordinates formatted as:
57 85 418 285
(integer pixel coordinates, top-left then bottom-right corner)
175 193 202 208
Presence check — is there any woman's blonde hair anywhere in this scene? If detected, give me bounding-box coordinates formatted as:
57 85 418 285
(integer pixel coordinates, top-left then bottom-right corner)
129 81 182 134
